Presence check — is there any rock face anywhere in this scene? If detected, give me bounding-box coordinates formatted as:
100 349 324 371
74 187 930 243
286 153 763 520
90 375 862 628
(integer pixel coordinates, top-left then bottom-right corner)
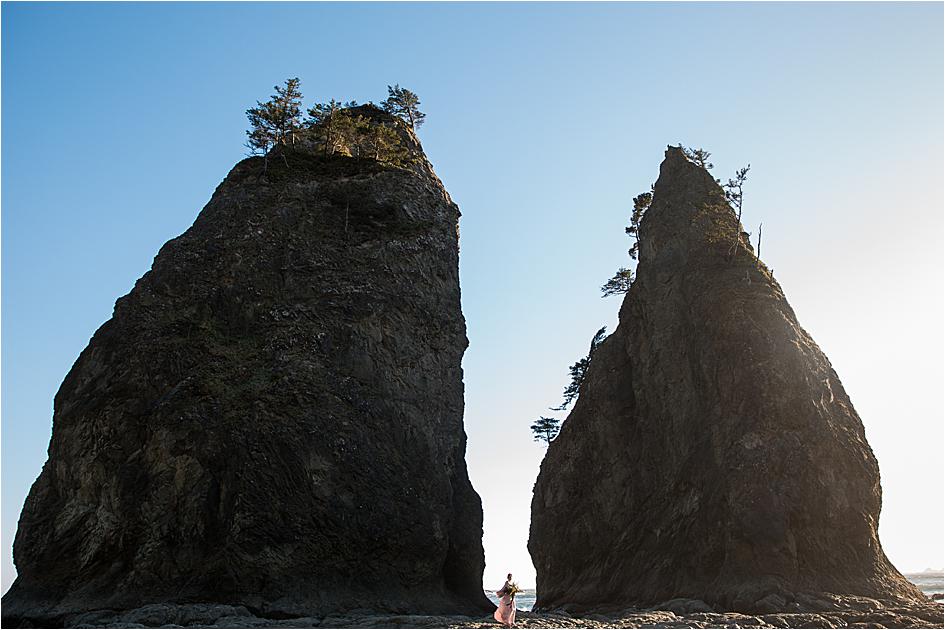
528 147 926 614
3 109 492 626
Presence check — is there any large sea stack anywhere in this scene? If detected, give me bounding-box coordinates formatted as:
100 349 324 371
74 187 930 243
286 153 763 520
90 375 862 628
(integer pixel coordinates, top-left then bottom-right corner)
528 146 927 615
4 107 492 626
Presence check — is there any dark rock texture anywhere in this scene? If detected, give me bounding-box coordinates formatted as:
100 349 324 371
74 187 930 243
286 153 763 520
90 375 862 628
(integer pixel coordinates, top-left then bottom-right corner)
3 110 492 626
528 146 928 615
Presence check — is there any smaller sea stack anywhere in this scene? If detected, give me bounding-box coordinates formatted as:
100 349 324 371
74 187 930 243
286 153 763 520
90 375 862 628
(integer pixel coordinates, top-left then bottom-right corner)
528 146 928 615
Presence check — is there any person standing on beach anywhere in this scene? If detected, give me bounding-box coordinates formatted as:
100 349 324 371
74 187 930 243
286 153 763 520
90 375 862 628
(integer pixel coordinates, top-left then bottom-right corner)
494 573 516 628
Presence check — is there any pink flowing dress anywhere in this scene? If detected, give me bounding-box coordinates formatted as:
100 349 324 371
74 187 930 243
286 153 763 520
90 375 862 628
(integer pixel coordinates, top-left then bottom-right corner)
494 581 516 626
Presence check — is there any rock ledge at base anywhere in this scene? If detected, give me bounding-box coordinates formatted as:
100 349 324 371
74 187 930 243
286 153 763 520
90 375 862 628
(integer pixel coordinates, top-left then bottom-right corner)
49 599 945 629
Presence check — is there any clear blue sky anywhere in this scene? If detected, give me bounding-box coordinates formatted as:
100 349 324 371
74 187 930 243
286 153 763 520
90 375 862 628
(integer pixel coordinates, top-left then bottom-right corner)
3 2 942 592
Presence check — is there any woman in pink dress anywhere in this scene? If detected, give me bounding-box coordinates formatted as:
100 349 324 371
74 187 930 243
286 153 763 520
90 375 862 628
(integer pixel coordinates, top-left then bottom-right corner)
494 572 516 628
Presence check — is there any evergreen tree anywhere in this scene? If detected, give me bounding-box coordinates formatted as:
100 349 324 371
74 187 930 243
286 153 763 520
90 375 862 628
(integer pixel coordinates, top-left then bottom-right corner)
356 120 408 164
530 416 561 445
245 124 272 157
625 191 652 260
246 78 304 160
307 99 360 156
600 190 652 298
553 327 607 410
382 84 426 128
306 99 343 155
601 268 635 297
348 114 373 160
682 145 714 170
273 77 304 145
724 165 750 213
305 101 408 165
724 164 751 259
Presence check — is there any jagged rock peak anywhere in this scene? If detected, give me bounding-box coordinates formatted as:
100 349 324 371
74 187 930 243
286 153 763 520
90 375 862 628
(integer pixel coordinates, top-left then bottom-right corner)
528 146 928 616
3 129 491 626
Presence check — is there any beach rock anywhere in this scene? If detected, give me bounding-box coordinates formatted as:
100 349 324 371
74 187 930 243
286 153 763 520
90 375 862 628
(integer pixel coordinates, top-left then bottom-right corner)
2 108 491 626
528 146 929 615
38 605 945 628
655 598 714 615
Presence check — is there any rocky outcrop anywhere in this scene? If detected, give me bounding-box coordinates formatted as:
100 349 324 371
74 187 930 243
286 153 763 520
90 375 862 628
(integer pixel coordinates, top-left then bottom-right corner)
528 146 929 615
3 109 492 626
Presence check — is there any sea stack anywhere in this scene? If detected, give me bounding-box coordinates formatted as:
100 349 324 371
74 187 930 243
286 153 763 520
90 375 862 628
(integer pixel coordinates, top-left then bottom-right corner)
3 107 491 626
528 146 926 614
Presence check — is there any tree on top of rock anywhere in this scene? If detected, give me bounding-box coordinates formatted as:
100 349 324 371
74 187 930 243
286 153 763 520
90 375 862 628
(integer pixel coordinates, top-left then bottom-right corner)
682 145 713 170
353 118 409 165
306 99 358 156
531 416 561 446
382 84 426 128
553 326 608 411
626 191 652 261
724 164 751 259
602 190 652 298
601 268 635 297
246 77 304 155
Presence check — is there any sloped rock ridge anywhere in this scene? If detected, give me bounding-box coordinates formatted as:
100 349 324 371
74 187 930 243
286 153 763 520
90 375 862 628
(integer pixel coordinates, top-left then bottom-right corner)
528 147 933 616
3 109 492 627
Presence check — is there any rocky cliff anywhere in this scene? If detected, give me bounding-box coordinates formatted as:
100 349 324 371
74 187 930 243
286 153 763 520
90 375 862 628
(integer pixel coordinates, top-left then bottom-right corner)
3 108 492 626
528 146 928 615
